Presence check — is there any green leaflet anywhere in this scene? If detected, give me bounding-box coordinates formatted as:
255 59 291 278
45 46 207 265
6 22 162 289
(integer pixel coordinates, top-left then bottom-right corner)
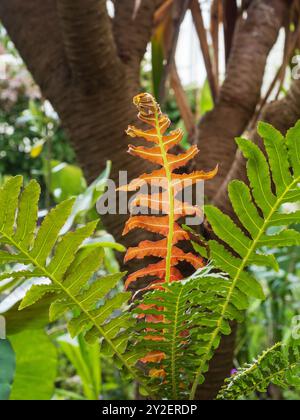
0 340 15 400
217 341 300 400
14 180 40 249
0 176 23 236
30 198 75 265
286 120 300 178
189 120 300 400
0 176 151 397
9 329 57 400
257 123 293 195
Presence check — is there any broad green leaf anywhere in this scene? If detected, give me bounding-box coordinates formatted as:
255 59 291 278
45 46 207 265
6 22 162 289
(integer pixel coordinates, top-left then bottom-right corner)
60 161 111 235
49 160 86 204
0 340 15 400
9 329 57 400
4 296 54 336
59 334 101 400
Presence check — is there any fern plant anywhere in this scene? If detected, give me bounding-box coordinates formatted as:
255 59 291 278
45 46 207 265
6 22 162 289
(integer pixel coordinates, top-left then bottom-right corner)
187 121 300 399
217 341 300 400
0 176 153 396
133 266 231 399
125 113 300 399
120 92 217 291
119 93 217 384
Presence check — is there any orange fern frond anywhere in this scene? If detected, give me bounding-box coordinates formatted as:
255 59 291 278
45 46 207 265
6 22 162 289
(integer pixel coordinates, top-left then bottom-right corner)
122 93 217 364
123 93 217 291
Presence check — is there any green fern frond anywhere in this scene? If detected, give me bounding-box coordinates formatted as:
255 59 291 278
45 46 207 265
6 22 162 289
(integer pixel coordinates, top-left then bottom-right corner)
133 267 231 399
217 341 300 400
0 177 150 393
189 121 300 399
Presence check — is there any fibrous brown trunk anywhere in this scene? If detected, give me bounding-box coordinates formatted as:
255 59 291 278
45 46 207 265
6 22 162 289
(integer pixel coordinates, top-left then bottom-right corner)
196 0 289 203
0 0 158 239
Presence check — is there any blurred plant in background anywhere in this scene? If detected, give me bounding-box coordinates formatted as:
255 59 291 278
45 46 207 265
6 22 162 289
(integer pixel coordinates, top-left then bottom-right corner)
0 26 76 207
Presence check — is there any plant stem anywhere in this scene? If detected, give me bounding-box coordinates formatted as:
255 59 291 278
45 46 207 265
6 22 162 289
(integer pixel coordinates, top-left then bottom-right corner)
154 109 174 285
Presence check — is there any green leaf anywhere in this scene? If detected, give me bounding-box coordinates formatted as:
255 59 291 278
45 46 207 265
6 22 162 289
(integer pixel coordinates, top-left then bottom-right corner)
77 272 125 310
228 181 263 237
258 230 300 247
58 334 101 400
236 137 276 217
4 296 54 336
151 24 165 100
9 329 57 400
0 176 150 394
0 176 23 236
199 79 214 115
19 284 59 310
286 120 300 177
258 122 293 195
14 180 40 249
61 161 111 235
217 341 300 400
49 160 86 204
0 340 15 400
30 198 75 264
205 206 252 258
209 241 265 300
189 121 300 399
268 211 300 226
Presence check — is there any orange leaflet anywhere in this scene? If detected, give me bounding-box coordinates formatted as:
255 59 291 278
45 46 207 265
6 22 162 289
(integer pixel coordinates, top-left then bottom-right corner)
118 166 218 193
122 215 189 242
125 239 203 269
